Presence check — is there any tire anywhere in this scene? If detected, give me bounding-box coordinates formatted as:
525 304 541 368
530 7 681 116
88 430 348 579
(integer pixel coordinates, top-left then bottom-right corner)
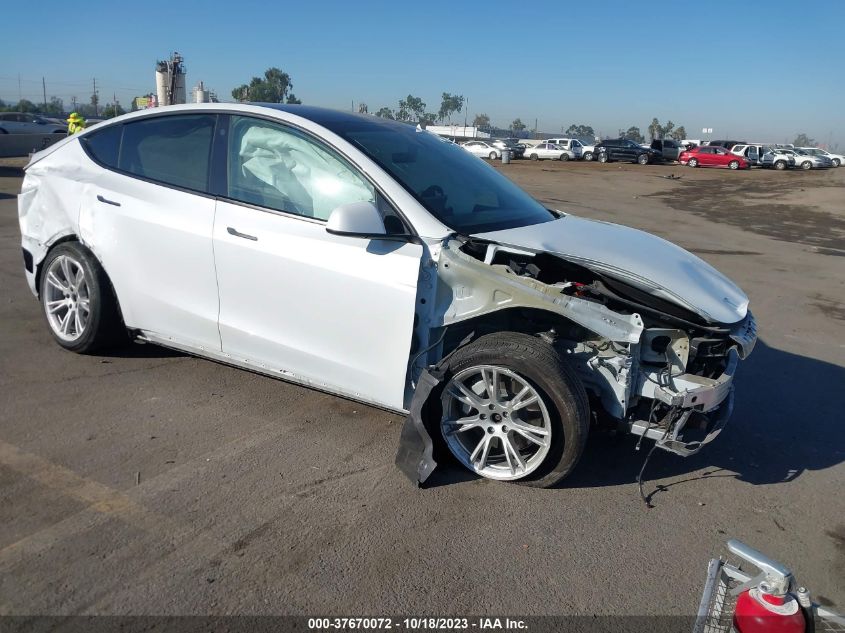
688 158 699 168
430 332 589 487
833 158 841 167
728 160 740 170
774 160 786 170
598 152 609 163
560 153 570 161
637 153 649 165
529 153 539 161
583 151 593 161
39 242 125 353
801 161 812 170
489 151 498 160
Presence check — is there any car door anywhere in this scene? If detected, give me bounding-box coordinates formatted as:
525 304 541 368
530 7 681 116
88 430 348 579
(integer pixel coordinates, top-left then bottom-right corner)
212 114 424 411
746 145 759 165
77 113 222 351
713 147 730 166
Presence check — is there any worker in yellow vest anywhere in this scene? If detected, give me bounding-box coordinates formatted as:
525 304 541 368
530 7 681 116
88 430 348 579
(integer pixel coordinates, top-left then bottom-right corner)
66 112 86 134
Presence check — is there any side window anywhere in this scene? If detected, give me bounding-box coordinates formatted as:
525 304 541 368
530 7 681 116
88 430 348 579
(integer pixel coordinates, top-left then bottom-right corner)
119 115 215 192
83 124 123 168
227 115 375 222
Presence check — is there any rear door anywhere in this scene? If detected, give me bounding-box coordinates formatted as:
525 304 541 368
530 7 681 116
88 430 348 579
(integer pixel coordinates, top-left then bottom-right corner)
78 114 221 350
211 114 423 410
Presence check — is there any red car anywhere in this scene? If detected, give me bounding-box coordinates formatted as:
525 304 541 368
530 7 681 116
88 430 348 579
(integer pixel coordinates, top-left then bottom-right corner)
679 146 749 170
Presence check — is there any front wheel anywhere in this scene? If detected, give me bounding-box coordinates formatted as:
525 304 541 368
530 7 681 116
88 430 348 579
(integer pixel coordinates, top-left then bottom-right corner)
432 332 589 487
637 154 649 165
801 161 812 170
583 151 593 161
598 152 609 163
688 158 699 167
833 158 841 167
489 151 498 160
39 242 125 353
774 160 787 170
728 160 740 170
560 152 569 161
529 153 539 161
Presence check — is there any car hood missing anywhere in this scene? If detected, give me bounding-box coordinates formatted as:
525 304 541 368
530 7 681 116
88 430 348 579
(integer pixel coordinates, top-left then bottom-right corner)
473 215 749 325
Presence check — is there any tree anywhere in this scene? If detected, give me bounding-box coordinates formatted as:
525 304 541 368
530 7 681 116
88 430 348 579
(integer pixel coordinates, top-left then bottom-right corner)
437 93 464 123
564 124 594 138
793 133 815 146
375 107 395 119
511 118 527 133
472 113 490 128
397 94 426 121
648 118 661 140
662 120 675 138
232 67 295 103
16 99 38 113
622 126 645 143
670 126 687 141
286 93 301 104
101 103 126 118
43 96 64 116
419 112 438 126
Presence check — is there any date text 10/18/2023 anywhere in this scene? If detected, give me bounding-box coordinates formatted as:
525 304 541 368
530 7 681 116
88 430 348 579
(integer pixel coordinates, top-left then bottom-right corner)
307 618 528 630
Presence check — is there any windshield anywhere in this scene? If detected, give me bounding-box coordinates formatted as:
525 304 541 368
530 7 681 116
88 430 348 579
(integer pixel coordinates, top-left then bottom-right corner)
326 119 555 234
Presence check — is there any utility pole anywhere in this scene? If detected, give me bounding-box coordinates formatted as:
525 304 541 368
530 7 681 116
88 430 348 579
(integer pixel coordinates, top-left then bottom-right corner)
18 74 22 102
93 78 98 117
42 77 47 110
71 96 78 111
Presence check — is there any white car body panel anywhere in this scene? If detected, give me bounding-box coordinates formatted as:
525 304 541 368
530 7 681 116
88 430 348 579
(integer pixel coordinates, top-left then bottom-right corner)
527 144 575 160
213 199 422 410
473 215 749 324
78 163 221 350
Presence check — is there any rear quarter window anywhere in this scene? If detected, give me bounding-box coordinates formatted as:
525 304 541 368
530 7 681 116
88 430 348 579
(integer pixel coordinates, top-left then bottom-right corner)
118 115 216 192
82 124 122 168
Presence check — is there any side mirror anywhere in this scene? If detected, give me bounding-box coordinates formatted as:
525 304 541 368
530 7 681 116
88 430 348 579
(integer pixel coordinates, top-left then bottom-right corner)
326 201 387 238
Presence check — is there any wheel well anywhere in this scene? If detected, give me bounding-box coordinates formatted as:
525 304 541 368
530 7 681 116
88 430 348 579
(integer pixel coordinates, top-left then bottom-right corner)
440 308 593 360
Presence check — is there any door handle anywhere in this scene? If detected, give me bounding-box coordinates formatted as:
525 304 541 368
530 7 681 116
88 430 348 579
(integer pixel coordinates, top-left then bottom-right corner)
96 194 121 207
226 227 258 241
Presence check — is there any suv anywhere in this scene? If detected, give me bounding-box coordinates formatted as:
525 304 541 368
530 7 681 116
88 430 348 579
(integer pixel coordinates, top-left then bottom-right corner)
759 148 796 170
595 139 660 165
705 140 744 150
0 112 67 134
649 138 684 161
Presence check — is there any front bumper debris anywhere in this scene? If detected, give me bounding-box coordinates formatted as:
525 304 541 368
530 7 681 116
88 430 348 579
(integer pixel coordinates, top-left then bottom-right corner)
395 369 440 486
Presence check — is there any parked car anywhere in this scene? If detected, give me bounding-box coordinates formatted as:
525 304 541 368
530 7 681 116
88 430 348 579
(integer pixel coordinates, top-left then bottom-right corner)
525 143 577 161
542 138 584 159
797 147 843 167
777 149 833 170
729 144 771 166
18 103 757 487
759 149 796 170
460 140 502 160
649 138 685 161
679 146 749 169
705 140 744 150
595 139 660 164
578 141 597 161
0 112 67 134
491 138 525 159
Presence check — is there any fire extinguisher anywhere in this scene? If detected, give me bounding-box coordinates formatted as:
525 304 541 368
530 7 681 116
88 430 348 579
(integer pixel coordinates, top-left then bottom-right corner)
727 540 814 633
733 581 806 633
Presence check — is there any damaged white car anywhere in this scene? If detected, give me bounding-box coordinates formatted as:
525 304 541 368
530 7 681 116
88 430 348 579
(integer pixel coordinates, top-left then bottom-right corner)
18 104 756 487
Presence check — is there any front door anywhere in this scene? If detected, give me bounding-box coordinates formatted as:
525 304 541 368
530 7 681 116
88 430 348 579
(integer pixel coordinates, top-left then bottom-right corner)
212 115 423 410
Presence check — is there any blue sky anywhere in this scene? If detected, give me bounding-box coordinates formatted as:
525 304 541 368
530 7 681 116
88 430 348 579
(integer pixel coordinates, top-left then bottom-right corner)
2 0 843 145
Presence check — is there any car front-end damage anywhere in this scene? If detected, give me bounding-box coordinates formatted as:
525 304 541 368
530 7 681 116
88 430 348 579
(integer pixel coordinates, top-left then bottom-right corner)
398 219 757 485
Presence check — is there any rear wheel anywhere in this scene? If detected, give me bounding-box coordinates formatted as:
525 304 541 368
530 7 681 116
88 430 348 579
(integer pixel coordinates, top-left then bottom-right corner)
529 153 539 161
560 152 569 161
774 160 787 170
728 160 740 170
637 153 649 165
39 242 125 353
801 161 812 170
431 332 589 487
489 151 498 160
583 151 593 161
688 158 699 167
833 158 841 167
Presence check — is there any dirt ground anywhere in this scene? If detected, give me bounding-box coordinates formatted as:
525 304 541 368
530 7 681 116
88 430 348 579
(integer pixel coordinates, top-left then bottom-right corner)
1 156 843 618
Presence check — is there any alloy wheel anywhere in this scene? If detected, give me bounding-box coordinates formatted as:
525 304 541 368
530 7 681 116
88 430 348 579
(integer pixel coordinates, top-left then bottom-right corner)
440 365 552 481
43 254 90 342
